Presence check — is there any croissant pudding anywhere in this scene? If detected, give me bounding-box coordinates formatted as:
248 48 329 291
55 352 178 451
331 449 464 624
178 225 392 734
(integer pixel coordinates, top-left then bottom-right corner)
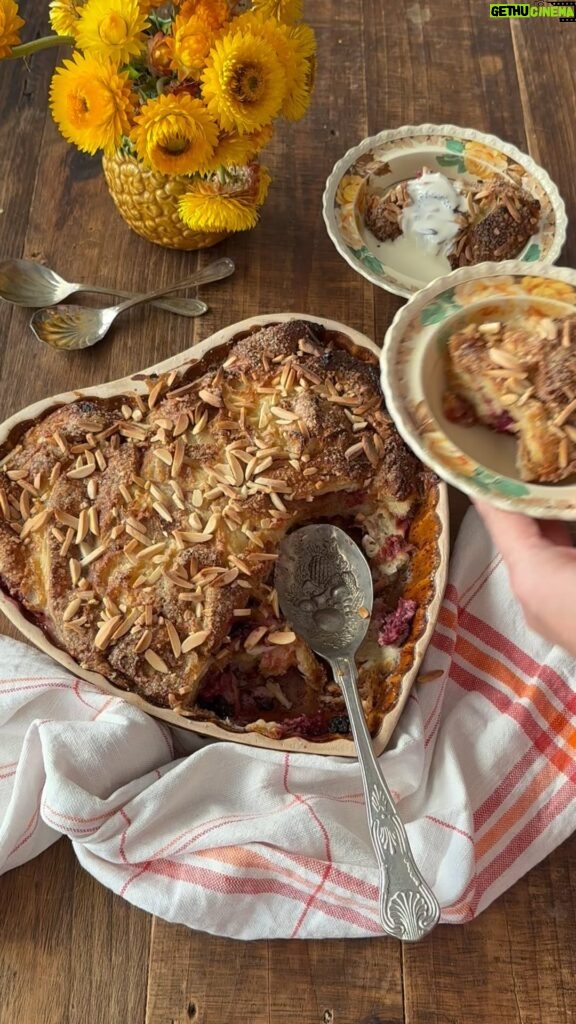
442 314 576 483
0 320 441 743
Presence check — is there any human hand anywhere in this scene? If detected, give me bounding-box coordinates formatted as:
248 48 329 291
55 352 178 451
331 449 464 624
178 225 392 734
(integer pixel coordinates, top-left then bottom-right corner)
474 499 576 657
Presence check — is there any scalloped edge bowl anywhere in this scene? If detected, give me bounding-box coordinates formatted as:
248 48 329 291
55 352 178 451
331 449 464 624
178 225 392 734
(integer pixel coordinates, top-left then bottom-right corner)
380 261 576 519
323 123 568 299
0 313 449 757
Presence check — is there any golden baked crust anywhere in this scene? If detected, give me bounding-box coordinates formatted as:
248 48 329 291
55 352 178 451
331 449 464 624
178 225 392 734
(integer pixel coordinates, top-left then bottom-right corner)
443 315 576 483
0 320 440 742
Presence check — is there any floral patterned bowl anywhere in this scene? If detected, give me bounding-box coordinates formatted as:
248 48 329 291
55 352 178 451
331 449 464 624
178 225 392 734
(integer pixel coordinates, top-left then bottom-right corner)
322 124 567 300
380 261 576 519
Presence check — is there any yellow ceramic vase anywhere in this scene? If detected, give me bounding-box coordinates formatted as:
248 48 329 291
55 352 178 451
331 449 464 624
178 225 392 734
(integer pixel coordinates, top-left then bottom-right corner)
102 151 229 251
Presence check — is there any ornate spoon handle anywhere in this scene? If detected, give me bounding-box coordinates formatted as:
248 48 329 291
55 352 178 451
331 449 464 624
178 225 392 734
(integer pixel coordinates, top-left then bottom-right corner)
331 656 440 941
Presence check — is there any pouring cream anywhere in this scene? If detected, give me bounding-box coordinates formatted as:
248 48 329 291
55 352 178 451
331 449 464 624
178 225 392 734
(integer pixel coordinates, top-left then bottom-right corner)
399 171 467 257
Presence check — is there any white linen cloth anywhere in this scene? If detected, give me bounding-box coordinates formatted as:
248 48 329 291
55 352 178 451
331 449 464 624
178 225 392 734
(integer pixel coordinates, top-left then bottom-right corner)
1 507 575 939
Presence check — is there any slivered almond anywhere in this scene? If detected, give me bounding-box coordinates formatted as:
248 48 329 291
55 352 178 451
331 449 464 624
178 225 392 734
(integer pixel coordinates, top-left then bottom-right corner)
134 630 152 654
488 347 522 370
478 322 502 335
148 379 165 409
87 478 98 500
270 492 287 513
173 412 189 437
192 488 204 508
119 484 133 504
59 527 74 557
212 568 240 587
95 450 107 472
270 406 299 421
63 597 83 623
94 615 122 651
171 438 186 479
165 620 182 658
344 441 364 460
233 608 251 617
20 508 51 538
69 558 81 586
244 626 268 651
137 541 166 560
66 463 95 480
19 489 31 520
53 431 68 454
111 610 140 641
181 630 209 653
76 509 89 545
562 320 572 349
125 523 150 545
203 512 220 535
179 530 213 544
155 448 173 466
228 554 252 575
0 488 10 519
192 409 209 435
153 501 173 523
554 397 576 427
80 544 106 566
88 507 99 537
267 630 296 645
226 450 244 485
198 389 222 408
145 649 169 673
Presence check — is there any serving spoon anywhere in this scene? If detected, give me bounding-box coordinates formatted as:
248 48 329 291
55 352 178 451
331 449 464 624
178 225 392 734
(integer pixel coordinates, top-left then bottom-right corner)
275 524 440 942
0 258 208 318
29 257 235 350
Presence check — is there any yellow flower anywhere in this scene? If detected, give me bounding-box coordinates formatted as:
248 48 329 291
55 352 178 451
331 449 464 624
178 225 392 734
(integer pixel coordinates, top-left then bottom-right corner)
202 26 286 134
464 140 508 178
251 0 303 23
0 0 25 58
130 92 219 176
49 0 86 38
178 0 230 31
520 277 576 301
178 163 271 232
199 124 273 174
49 51 134 155
249 18 315 121
75 0 149 66
169 11 213 79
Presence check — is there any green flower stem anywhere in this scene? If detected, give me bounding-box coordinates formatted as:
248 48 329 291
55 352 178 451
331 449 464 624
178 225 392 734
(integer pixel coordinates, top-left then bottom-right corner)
6 35 75 60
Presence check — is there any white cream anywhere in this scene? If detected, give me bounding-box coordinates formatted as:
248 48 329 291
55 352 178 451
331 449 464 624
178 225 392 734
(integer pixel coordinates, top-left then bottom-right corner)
399 171 466 257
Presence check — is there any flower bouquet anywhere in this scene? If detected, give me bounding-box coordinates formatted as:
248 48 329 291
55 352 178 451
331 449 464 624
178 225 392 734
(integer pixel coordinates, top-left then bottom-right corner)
1 1 316 248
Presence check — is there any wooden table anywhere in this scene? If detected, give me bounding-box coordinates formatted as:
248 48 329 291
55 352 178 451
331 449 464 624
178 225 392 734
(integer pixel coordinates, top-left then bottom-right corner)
1 3 576 1021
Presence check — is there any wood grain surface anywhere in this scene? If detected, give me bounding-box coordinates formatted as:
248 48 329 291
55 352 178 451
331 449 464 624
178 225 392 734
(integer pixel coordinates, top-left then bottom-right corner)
1 2 576 1022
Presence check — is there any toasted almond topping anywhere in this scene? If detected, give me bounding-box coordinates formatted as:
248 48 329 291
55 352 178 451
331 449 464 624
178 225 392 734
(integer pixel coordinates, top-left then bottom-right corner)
80 544 107 567
20 508 51 538
155 448 173 467
59 527 75 557
559 436 570 469
269 492 287 513
554 397 576 427
63 597 83 623
203 512 220 535
148 379 165 410
198 389 223 408
478 322 502 334
134 629 152 654
179 530 213 544
192 409 209 435
69 558 81 586
0 488 10 519
212 568 240 588
65 463 94 480
111 610 140 641
95 450 107 472
358 606 370 619
171 438 186 479
165 620 182 658
121 403 132 420
19 489 31 520
53 431 68 454
267 630 296 645
173 412 189 437
561 320 572 349
181 629 210 653
228 554 252 575
192 488 204 508
344 441 365 460
226 450 244 486
144 649 169 673
76 509 89 545
233 608 252 617
487 347 522 370
244 625 268 651
270 406 300 421
94 615 122 651
87 477 98 500
152 501 173 523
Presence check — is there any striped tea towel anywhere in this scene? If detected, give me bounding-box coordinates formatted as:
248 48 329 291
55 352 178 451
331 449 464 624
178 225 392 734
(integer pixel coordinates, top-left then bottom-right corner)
1 506 575 939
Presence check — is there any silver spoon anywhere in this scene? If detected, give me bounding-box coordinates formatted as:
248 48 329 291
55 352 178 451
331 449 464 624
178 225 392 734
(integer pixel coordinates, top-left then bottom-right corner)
0 258 208 318
275 524 440 942
29 256 236 350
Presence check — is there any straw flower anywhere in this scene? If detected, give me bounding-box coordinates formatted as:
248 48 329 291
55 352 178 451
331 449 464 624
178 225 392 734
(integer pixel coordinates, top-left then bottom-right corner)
0 0 25 58
3 1 316 239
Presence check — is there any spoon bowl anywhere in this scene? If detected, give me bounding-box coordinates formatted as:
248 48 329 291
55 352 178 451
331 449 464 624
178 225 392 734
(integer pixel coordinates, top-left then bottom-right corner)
0 258 207 317
29 257 235 350
275 524 440 941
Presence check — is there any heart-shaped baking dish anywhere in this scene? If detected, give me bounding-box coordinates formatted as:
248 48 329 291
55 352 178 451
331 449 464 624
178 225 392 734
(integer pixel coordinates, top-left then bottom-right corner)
0 313 448 756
